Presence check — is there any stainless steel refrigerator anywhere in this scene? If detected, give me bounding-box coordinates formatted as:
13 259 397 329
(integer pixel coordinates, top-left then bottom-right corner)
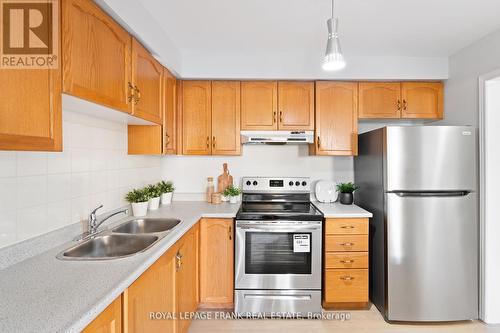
354 126 478 322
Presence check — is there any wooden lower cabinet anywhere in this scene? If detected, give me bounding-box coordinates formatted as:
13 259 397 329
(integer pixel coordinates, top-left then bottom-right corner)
323 218 369 309
82 296 122 333
199 219 234 308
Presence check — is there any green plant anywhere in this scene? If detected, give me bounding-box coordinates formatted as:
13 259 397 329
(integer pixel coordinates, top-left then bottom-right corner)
125 188 150 203
145 184 162 198
223 185 241 197
336 182 359 193
157 180 175 194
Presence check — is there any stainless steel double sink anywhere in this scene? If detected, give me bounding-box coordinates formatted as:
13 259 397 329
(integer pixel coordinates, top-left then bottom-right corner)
57 218 180 260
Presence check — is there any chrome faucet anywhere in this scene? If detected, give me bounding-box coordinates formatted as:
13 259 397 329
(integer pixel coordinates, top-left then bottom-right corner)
87 205 129 236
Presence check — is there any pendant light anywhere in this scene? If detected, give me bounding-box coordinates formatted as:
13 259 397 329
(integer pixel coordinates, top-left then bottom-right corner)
322 0 346 71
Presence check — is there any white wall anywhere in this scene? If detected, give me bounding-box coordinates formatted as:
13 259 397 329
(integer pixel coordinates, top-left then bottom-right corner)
0 112 162 250
160 145 353 199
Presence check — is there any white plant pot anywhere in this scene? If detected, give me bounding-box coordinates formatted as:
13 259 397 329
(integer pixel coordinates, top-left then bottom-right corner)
131 202 148 217
229 196 238 204
148 197 160 210
221 195 229 202
161 192 173 205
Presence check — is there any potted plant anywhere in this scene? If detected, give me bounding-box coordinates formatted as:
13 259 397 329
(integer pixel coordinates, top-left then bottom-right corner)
125 188 150 217
145 184 162 210
336 182 359 205
224 185 241 204
158 180 175 205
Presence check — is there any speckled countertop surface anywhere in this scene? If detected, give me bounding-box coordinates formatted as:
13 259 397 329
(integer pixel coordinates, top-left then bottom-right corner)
0 201 371 333
0 202 239 333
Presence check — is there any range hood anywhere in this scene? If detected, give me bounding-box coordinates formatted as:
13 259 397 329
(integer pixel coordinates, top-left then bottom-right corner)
241 131 314 145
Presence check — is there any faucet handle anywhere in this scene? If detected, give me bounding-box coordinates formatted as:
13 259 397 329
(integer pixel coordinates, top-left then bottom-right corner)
90 205 104 215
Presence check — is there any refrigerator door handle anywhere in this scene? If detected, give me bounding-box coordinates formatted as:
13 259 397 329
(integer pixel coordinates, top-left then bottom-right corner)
392 191 471 197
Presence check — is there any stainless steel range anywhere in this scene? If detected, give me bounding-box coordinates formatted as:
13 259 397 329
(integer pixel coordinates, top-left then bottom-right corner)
234 177 323 315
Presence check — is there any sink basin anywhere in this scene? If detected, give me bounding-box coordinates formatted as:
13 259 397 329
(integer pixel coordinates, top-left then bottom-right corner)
58 234 159 260
112 218 181 234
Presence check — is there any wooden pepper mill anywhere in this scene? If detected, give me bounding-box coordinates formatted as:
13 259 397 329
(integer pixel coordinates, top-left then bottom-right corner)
217 163 233 193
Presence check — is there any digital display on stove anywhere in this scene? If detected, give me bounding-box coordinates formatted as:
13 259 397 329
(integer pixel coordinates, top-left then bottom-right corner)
269 179 284 187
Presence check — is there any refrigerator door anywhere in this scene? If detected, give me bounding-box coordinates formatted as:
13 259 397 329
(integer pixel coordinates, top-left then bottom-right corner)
386 192 478 321
385 126 476 191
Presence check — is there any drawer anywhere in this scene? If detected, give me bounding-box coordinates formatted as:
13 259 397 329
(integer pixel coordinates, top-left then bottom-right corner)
325 252 368 269
324 269 368 303
325 235 368 252
325 218 368 235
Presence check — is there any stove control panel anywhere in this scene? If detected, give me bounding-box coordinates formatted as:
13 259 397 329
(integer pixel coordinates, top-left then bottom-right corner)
241 177 310 193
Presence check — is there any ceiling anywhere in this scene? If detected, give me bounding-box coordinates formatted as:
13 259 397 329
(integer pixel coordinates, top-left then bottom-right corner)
101 0 500 79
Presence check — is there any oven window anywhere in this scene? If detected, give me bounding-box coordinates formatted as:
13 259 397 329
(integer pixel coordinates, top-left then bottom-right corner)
245 232 312 274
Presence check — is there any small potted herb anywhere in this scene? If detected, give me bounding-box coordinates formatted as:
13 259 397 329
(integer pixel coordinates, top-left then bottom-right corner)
336 182 359 205
223 185 241 204
158 180 175 205
145 184 162 210
125 188 150 216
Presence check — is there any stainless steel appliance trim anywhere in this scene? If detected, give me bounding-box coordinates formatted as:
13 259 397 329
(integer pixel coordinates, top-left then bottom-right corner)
235 289 322 315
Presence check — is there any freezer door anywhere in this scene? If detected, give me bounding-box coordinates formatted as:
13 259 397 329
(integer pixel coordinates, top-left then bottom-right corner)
385 126 476 191
386 192 478 321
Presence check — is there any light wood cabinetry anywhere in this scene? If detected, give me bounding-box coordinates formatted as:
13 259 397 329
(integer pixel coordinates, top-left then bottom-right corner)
211 81 241 155
127 125 162 155
82 296 122 333
163 68 177 154
62 0 133 114
323 218 369 309
277 81 315 130
311 81 358 156
358 82 401 119
199 219 234 308
241 81 278 130
131 39 163 124
176 223 200 333
401 82 443 119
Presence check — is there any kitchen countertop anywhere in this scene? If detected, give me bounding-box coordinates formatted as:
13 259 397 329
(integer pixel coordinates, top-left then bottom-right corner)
0 201 371 333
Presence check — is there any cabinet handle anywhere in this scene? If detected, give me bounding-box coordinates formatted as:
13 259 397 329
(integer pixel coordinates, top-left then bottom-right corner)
397 99 401 111
212 136 216 149
273 111 277 124
206 136 210 149
134 86 141 104
317 136 321 148
228 225 232 240
279 111 283 123
340 242 354 246
165 132 170 146
340 259 354 264
341 225 355 229
340 276 355 281
402 99 407 111
176 251 183 271
127 82 135 103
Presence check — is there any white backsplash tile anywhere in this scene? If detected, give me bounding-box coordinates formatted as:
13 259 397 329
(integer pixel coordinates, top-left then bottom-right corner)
17 152 47 176
17 205 48 240
47 200 72 230
0 178 17 213
70 172 91 198
0 152 16 178
17 175 47 209
0 210 17 248
70 148 91 173
47 151 71 174
47 174 71 203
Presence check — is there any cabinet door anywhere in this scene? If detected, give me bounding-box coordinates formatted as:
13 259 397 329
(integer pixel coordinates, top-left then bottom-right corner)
277 81 314 130
314 82 358 156
180 81 212 155
131 39 163 124
127 125 162 155
0 66 61 152
163 68 177 154
176 224 199 333
62 0 132 113
241 81 277 130
212 81 241 155
401 82 443 119
124 249 176 333
82 296 122 333
358 82 401 119
199 219 234 307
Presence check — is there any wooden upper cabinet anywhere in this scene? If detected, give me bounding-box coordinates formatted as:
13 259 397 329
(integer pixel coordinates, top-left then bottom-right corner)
180 81 212 155
199 219 234 308
62 0 132 113
401 82 443 119
358 82 401 119
163 69 177 154
82 296 122 333
211 81 241 155
241 81 277 130
314 82 358 156
131 39 163 124
277 81 315 130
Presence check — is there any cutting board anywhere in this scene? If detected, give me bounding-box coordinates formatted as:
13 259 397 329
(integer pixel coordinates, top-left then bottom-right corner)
217 163 233 193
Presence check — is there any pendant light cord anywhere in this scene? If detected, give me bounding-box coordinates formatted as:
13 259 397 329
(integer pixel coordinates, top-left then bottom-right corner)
331 0 335 19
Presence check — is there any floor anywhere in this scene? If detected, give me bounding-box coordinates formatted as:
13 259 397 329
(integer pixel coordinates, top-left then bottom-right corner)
190 306 500 333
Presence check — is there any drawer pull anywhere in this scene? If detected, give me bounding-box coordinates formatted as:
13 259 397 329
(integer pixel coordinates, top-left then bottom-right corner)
341 225 355 229
340 242 354 246
340 276 355 281
340 259 354 263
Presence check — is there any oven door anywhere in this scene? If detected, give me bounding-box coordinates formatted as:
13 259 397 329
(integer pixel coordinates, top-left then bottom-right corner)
235 220 322 290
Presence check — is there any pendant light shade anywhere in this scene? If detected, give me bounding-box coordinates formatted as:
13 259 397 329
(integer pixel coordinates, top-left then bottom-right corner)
322 0 346 71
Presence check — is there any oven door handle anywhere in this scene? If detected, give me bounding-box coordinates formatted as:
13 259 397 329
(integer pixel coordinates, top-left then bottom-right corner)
237 225 321 232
